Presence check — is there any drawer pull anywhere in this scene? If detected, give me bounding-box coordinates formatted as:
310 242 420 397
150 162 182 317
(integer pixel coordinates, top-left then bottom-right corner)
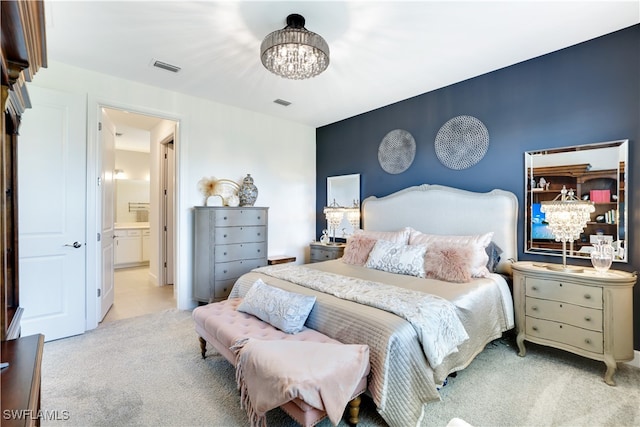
531 286 538 291
223 270 228 274
257 216 261 220
531 306 538 311
584 294 591 300
257 232 261 236
223 234 228 238
585 338 591 345
532 326 538 331
223 252 227 256
257 249 261 253
559 283 563 287
585 316 591 322
223 216 228 220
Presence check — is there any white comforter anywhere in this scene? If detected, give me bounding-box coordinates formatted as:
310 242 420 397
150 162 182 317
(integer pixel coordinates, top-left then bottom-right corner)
229 260 514 427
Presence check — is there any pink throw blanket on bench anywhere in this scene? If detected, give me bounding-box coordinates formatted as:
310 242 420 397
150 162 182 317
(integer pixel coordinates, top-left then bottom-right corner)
232 338 370 427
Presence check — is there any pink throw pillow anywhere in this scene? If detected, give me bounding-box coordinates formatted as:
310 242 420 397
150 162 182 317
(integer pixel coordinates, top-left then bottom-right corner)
342 235 378 266
423 243 474 283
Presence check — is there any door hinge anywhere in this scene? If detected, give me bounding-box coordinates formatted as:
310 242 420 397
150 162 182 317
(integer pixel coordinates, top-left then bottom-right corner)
98 122 102 131
97 288 102 297
97 232 101 242
97 176 102 186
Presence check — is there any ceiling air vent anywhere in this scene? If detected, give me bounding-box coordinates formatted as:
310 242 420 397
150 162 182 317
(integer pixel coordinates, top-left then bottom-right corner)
152 60 181 73
273 99 291 107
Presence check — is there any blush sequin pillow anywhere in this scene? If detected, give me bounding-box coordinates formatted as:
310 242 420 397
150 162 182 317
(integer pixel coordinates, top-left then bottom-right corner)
352 227 411 244
342 235 378 266
423 242 475 283
236 279 316 334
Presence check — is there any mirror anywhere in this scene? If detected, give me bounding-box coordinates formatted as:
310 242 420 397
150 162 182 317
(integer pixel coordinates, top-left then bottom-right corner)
115 179 150 224
326 174 360 237
525 139 628 262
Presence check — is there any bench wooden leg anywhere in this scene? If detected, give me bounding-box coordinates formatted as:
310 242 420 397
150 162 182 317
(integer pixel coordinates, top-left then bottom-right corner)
199 336 207 359
347 395 361 425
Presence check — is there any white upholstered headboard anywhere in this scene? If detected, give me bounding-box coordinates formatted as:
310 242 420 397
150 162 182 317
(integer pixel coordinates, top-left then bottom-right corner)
361 184 518 274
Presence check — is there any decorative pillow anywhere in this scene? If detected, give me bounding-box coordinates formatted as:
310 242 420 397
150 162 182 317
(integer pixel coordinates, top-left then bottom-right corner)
485 241 503 273
423 242 474 283
365 240 427 278
353 227 411 244
236 279 316 334
408 228 493 278
342 235 378 266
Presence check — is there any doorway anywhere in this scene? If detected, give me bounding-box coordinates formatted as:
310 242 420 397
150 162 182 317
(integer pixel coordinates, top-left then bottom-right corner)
100 108 177 324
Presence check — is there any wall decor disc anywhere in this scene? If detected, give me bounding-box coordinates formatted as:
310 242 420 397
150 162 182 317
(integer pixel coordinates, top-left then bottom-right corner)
435 115 489 170
378 129 416 174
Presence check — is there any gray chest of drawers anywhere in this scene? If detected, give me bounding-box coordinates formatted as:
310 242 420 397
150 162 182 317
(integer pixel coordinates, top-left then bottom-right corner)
193 207 268 302
512 261 636 385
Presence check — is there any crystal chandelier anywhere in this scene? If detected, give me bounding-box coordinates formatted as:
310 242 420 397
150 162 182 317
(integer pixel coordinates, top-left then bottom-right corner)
541 185 595 272
260 14 330 80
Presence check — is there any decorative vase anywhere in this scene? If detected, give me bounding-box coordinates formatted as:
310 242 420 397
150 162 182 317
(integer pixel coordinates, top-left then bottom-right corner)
590 240 613 275
239 174 258 207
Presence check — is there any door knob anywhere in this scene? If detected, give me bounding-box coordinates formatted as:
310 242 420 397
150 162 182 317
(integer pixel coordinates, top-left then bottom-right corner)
64 241 82 248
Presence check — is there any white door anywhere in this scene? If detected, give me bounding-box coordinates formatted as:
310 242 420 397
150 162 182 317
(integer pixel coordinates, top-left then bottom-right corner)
161 140 175 285
18 86 87 341
99 110 116 320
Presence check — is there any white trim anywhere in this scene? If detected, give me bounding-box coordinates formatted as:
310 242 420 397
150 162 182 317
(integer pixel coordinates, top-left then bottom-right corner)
85 95 185 330
625 350 640 369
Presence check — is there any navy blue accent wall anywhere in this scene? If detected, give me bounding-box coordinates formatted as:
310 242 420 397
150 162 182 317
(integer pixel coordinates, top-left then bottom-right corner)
316 25 640 348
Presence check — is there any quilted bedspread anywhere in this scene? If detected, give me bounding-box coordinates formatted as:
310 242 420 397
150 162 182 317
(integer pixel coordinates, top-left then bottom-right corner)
229 260 513 427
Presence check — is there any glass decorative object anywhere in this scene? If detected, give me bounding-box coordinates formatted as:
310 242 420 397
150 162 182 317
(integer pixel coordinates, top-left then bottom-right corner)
260 14 330 80
591 240 613 275
239 174 258 207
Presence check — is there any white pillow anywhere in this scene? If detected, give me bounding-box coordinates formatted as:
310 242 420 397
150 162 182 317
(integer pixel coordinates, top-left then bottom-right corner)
365 240 427 278
408 228 493 278
236 279 316 334
353 227 411 244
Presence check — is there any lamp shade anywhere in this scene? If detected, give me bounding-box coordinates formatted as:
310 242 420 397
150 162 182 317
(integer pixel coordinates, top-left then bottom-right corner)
541 186 594 271
260 14 329 80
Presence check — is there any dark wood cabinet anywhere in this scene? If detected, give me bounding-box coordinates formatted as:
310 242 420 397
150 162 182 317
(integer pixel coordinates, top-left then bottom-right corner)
1 334 45 427
1 0 47 341
1 4 47 425
528 163 623 252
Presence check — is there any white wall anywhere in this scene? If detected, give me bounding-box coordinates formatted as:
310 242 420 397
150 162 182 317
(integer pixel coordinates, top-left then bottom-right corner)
29 61 316 317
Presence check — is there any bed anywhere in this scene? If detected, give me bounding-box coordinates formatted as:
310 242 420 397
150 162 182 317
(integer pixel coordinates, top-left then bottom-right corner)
228 184 518 427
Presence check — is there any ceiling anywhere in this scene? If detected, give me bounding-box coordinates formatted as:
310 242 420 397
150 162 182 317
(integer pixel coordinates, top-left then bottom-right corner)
44 1 639 129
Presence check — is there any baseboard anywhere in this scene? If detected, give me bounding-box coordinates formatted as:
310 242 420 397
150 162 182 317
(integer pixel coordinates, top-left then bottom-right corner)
625 350 640 368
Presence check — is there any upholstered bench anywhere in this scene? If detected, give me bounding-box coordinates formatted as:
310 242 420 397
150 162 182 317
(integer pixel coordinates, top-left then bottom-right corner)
193 298 370 427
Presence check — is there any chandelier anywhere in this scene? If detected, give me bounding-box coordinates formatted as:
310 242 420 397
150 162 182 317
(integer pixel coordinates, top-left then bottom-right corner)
541 185 594 272
260 14 330 80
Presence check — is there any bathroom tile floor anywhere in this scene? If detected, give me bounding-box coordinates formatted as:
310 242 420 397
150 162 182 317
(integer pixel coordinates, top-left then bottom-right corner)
102 266 175 324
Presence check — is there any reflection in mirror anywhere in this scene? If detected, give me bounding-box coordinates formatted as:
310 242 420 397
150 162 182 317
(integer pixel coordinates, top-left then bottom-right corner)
525 139 628 262
116 179 150 224
326 174 360 238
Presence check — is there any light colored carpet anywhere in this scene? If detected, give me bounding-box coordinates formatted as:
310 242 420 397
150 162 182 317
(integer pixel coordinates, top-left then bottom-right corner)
41 309 640 427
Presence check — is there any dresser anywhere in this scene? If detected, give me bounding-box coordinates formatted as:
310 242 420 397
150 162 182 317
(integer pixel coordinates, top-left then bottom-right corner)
512 261 637 385
1 334 45 427
193 207 268 302
309 242 345 263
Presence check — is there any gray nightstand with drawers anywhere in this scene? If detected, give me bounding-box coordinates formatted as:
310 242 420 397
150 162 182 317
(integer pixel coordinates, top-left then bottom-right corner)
309 242 345 263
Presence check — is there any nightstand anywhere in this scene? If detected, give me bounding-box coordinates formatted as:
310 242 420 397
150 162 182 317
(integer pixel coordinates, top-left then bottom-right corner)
512 261 637 385
309 242 345 263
